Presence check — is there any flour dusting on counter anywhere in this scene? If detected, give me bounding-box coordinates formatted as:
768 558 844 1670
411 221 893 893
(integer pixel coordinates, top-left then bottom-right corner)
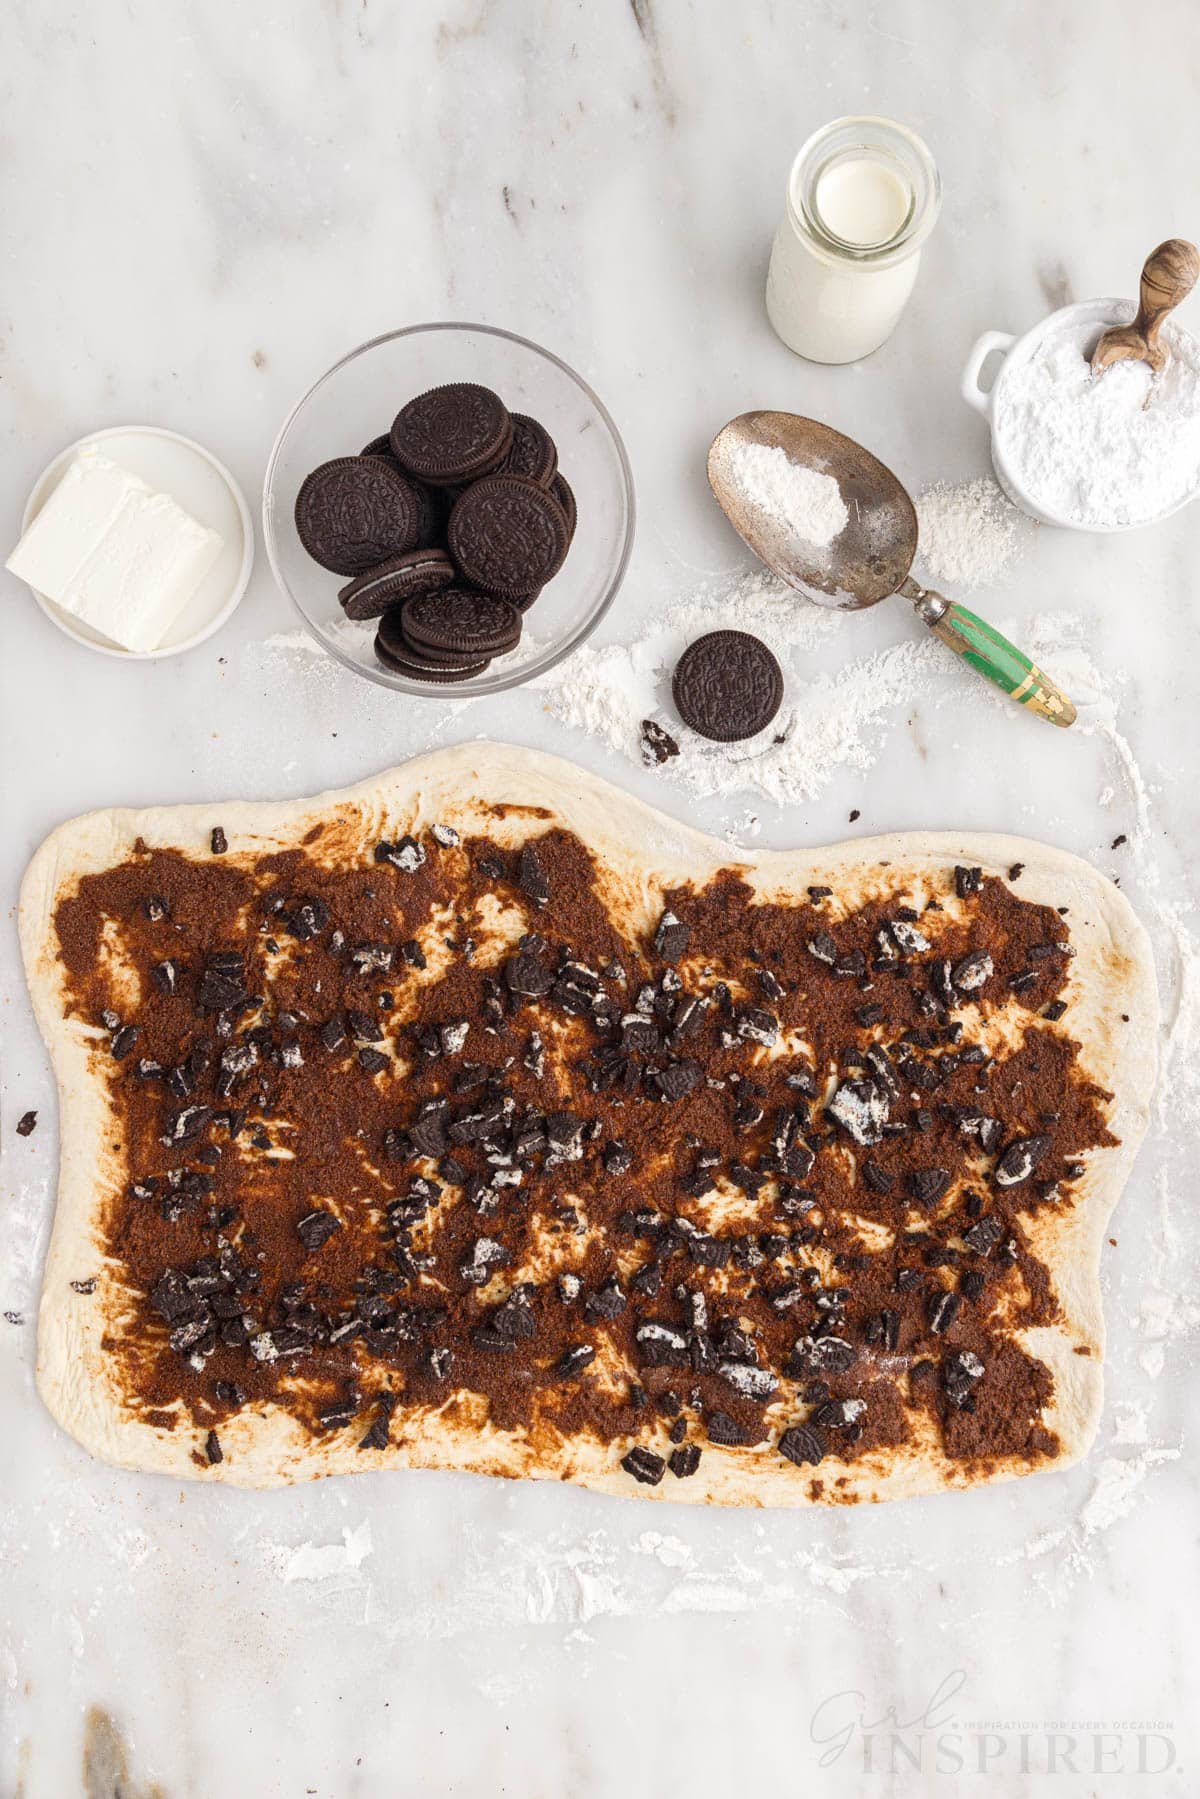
915 476 1029 586
531 571 1113 807
260 1521 374 1584
1079 1449 1181 1535
532 567 943 803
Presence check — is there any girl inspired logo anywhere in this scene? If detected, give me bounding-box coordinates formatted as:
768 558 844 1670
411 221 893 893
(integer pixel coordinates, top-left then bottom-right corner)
809 1671 1177 1777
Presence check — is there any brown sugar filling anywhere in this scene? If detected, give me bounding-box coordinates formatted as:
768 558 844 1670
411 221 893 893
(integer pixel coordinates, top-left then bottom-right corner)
51 822 1114 1483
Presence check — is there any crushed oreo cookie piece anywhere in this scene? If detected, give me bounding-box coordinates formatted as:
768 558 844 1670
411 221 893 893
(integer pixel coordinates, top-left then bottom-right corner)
927 1290 961 1335
827 1079 889 1147
951 950 993 994
943 1348 985 1409
640 719 681 766
668 1442 701 1478
16 1111 37 1137
908 1167 951 1207
778 1423 826 1467
653 911 690 965
706 1410 745 1446
963 1215 1003 1256
994 1134 1050 1188
517 843 550 905
296 1209 341 1252
621 1445 666 1486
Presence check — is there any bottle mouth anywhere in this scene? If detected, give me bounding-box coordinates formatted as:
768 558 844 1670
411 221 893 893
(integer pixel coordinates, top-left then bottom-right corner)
787 116 941 268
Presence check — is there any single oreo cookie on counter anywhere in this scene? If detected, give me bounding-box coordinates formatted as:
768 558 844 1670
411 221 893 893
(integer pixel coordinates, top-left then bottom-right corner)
498 413 559 488
549 471 576 538
295 457 429 576
672 630 784 743
390 384 513 485
401 586 522 658
447 475 570 599
338 549 456 620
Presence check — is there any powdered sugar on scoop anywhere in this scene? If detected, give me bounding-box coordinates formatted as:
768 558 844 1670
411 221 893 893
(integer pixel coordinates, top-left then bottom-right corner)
726 441 849 547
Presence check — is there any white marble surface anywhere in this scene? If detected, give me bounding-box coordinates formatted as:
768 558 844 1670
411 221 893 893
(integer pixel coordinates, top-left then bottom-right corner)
2 3 1198 1794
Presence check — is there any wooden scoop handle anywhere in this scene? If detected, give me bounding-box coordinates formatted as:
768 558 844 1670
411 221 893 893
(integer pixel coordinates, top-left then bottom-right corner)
1092 239 1199 373
901 579 1076 727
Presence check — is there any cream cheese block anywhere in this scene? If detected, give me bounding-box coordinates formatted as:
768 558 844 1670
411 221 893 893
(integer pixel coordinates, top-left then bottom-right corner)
7 447 223 652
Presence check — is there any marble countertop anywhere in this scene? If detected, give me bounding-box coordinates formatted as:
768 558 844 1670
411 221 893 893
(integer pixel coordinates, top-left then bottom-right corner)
2 3 1197 1794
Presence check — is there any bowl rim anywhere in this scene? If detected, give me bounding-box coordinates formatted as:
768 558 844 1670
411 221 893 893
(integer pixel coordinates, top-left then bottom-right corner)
18 425 254 658
262 320 637 696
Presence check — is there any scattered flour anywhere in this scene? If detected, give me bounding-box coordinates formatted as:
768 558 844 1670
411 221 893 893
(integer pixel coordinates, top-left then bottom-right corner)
726 441 849 547
532 572 1130 811
1079 1449 1181 1535
533 566 948 806
993 308 1200 526
915 477 1029 587
260 1521 374 1584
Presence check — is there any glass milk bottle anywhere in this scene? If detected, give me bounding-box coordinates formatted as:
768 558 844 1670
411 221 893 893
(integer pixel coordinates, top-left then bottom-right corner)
765 117 941 364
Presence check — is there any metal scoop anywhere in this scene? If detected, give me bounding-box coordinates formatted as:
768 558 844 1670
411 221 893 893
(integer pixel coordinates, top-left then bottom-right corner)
708 411 1075 727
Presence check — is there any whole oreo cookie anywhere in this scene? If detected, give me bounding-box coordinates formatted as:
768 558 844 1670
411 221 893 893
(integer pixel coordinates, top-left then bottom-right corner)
447 475 570 599
375 606 487 670
375 628 490 682
338 549 456 620
295 457 427 576
402 586 522 657
549 471 576 538
497 413 558 488
672 631 784 743
389 384 513 485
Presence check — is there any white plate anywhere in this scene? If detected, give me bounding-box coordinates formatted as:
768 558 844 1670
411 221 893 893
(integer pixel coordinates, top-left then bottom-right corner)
17 426 254 658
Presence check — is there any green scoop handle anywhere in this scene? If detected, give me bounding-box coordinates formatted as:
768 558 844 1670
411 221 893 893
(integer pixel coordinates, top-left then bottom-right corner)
899 577 1076 728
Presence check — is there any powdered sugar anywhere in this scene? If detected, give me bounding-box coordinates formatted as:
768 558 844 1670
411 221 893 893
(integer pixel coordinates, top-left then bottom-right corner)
915 477 1029 587
534 565 1115 809
993 309 1200 526
725 441 849 548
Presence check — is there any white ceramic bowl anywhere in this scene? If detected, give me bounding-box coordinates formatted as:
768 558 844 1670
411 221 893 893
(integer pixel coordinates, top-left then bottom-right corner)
960 297 1200 532
17 426 254 658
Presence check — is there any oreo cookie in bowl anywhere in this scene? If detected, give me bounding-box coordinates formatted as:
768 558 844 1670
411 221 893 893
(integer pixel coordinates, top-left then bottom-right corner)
264 324 635 695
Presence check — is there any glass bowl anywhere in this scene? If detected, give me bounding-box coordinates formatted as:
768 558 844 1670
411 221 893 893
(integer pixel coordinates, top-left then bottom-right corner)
263 323 636 695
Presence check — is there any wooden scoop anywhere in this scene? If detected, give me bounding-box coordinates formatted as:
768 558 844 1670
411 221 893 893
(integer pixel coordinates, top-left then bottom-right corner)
1091 238 1199 375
